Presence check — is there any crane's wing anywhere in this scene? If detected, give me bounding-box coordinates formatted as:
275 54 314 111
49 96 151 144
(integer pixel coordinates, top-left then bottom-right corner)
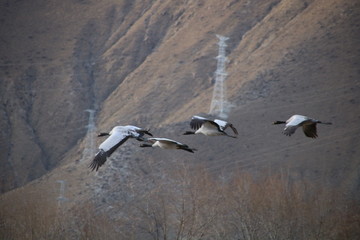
89 131 130 171
99 131 130 154
142 137 158 144
89 149 107 171
190 116 210 130
125 125 153 137
228 124 238 135
286 115 308 126
303 124 318 138
150 137 196 153
283 115 309 136
214 119 238 135
283 125 299 136
150 137 183 146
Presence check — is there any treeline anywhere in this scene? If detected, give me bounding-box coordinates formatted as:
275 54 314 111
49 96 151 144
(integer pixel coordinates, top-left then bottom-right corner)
1 164 359 239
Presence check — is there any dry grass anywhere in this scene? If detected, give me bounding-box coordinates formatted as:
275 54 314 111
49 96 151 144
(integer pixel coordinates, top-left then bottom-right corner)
1 165 359 240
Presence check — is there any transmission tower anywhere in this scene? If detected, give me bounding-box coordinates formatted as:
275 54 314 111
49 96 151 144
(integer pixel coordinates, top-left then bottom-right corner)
81 109 96 162
56 180 68 207
209 35 230 119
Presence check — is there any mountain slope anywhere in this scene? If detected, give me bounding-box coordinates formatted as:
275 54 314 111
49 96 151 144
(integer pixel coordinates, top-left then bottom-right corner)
0 0 359 207
1 0 360 238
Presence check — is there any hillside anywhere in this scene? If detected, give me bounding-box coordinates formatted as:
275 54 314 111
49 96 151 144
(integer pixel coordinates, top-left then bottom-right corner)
0 0 360 238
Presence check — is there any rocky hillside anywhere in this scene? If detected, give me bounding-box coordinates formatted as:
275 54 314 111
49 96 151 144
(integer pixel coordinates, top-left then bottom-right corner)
0 0 359 200
1 0 360 238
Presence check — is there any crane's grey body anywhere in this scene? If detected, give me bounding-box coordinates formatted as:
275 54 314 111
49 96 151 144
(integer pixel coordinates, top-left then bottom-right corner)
140 137 196 153
273 115 332 138
184 115 238 138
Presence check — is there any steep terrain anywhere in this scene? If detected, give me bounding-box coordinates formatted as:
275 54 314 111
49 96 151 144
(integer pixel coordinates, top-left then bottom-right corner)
0 0 157 191
0 0 360 236
0 0 283 192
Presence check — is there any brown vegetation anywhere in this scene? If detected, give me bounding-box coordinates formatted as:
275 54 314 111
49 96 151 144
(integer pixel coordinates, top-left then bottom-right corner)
1 163 359 239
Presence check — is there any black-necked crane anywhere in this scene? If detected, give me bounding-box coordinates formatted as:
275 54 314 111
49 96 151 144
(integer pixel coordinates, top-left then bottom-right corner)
140 137 196 153
183 115 238 138
273 114 332 138
89 125 152 171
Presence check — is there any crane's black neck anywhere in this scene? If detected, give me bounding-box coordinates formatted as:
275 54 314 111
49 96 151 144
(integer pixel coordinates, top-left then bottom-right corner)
183 131 195 135
273 121 286 125
98 132 110 137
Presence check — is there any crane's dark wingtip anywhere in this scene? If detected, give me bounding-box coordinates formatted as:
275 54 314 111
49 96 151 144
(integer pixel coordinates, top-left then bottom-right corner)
306 133 318 139
89 149 107 172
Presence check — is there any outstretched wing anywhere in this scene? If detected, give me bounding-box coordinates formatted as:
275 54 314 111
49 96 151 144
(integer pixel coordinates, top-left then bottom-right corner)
143 137 158 144
283 115 309 136
150 137 183 145
286 115 308 126
89 130 130 171
123 126 153 141
228 124 238 135
105 135 131 157
214 119 238 135
303 124 318 138
89 149 107 171
99 131 130 154
190 116 212 130
283 125 299 136
150 137 196 153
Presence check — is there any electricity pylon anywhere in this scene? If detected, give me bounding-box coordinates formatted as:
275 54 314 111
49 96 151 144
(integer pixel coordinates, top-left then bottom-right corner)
81 109 96 162
56 180 68 207
209 35 230 119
